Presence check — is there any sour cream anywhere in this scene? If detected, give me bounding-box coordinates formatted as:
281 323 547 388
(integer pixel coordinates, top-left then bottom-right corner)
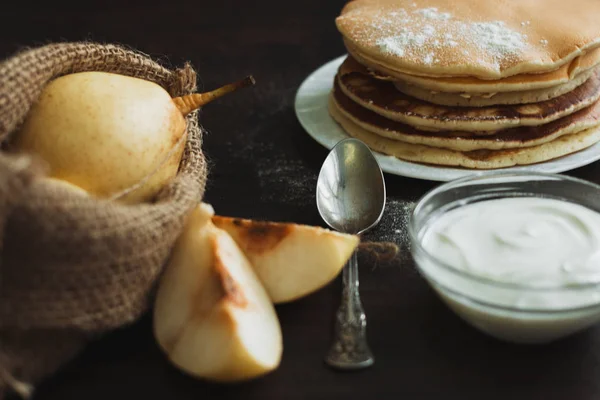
421 197 600 288
414 196 600 343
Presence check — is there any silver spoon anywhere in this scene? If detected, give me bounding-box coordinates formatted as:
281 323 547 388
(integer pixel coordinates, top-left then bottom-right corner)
316 138 386 370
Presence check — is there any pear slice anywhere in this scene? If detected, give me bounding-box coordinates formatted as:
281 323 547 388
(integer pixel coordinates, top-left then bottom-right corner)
153 204 282 382
212 216 360 304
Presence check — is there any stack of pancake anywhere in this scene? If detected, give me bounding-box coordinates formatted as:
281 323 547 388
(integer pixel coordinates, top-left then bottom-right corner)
329 0 600 169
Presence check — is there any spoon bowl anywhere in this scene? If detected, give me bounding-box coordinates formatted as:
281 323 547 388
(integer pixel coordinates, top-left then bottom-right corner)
317 139 386 234
316 138 386 370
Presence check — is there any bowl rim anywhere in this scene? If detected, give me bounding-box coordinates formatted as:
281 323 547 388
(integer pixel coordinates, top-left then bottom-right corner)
408 170 600 291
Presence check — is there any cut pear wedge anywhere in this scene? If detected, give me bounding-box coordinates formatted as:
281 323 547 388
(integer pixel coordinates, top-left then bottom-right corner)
153 204 283 382
212 215 360 304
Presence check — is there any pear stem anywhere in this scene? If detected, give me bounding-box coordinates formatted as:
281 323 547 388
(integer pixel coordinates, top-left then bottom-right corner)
173 75 256 116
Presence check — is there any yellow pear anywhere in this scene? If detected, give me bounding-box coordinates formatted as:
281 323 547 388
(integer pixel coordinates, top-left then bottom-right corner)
212 215 359 303
153 204 282 382
13 72 255 204
13 72 185 204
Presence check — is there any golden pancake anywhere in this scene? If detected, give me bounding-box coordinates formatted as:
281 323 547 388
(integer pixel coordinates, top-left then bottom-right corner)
336 0 600 79
349 43 600 93
331 83 600 151
337 58 600 132
328 94 600 169
392 68 596 107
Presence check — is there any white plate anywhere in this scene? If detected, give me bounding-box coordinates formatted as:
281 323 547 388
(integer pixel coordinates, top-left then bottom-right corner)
294 55 600 182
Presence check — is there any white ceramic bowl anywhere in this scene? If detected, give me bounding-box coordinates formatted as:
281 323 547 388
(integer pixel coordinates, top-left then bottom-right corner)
409 172 600 344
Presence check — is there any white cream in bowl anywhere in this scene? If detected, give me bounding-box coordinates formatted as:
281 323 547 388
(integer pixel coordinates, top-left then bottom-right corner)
414 196 600 344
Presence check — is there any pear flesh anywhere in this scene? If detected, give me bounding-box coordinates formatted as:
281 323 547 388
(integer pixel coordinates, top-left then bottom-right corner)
13 71 187 204
212 215 359 304
153 204 283 382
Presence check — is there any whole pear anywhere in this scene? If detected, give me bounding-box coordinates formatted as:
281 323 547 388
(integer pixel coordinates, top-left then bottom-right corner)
13 72 187 204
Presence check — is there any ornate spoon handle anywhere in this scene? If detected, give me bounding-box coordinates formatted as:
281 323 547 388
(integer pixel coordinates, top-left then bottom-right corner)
325 250 374 369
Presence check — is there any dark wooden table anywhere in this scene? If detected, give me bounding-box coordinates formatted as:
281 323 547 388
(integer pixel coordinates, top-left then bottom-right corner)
4 1 600 399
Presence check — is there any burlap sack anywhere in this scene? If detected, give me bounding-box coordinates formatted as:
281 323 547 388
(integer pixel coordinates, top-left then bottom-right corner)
0 42 208 398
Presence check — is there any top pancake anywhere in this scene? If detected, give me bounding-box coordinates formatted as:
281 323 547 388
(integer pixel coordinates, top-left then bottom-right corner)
336 0 600 79
350 44 600 93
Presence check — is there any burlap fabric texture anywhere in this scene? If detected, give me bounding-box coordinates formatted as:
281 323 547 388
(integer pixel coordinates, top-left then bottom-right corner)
0 42 208 398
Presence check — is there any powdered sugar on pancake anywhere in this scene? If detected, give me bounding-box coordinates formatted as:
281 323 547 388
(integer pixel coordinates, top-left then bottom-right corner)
372 7 528 68
414 7 450 20
337 0 600 78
